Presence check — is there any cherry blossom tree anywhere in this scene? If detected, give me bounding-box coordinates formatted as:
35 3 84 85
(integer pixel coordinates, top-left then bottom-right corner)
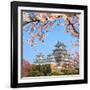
22 11 80 46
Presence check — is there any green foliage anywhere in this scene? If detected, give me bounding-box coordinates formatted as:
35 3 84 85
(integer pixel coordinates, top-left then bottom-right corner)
51 68 79 76
29 64 51 77
40 64 51 76
51 71 64 76
29 70 40 76
28 64 79 77
29 65 40 76
61 68 79 75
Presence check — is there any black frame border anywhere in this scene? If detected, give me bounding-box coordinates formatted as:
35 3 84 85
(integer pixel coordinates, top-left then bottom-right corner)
11 1 88 88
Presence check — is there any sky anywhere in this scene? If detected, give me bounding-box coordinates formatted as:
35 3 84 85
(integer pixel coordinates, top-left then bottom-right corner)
22 12 79 64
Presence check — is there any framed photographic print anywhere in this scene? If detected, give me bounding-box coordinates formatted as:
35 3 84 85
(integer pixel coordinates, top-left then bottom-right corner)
11 1 88 88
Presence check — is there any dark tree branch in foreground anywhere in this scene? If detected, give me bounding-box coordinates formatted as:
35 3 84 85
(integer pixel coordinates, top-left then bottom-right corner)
23 12 80 46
